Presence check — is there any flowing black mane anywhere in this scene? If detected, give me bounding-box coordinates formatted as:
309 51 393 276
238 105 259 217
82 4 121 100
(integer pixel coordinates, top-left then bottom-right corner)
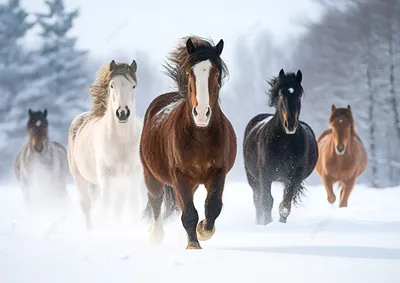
267 72 304 107
163 36 229 97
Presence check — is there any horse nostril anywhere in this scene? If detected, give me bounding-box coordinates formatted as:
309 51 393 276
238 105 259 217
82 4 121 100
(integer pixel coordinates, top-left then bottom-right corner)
206 106 211 118
193 107 198 117
337 144 345 152
284 120 289 129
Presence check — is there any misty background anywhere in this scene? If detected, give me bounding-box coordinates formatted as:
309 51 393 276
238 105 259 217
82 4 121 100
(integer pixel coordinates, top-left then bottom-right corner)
1 0 399 188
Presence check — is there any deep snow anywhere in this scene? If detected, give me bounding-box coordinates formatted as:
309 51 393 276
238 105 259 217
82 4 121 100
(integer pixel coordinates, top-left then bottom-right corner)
0 181 399 283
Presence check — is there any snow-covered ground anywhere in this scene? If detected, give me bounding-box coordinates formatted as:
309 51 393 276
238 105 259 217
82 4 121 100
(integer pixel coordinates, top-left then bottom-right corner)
0 181 399 283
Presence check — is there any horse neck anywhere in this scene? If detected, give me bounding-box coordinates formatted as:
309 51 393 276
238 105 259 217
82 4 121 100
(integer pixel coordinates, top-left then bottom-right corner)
29 135 49 152
103 105 137 142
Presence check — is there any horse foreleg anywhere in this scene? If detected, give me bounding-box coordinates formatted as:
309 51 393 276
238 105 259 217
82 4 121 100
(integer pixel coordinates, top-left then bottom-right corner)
98 174 112 225
173 174 200 249
259 174 274 225
197 169 225 241
279 182 298 223
74 173 92 230
322 175 336 204
339 178 356 208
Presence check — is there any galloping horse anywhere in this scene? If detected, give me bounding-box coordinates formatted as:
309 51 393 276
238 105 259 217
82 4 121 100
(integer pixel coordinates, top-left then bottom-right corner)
140 36 237 249
14 109 69 206
68 60 145 229
315 105 368 207
243 69 318 225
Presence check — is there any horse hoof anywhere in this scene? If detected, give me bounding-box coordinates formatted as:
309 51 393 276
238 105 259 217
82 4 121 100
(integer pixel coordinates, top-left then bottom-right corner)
327 194 336 204
186 241 202 249
279 217 287 223
196 220 215 241
339 203 348 208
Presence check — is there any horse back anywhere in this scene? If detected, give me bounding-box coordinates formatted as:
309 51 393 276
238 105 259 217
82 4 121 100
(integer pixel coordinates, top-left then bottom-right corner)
144 92 183 123
244 113 273 140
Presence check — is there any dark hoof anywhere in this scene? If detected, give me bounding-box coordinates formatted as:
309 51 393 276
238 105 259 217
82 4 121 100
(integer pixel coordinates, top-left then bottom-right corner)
279 217 287 223
186 241 202 249
196 219 215 241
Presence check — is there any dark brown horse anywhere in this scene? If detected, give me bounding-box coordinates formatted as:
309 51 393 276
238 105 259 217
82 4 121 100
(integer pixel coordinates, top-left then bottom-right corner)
315 105 368 207
140 36 237 249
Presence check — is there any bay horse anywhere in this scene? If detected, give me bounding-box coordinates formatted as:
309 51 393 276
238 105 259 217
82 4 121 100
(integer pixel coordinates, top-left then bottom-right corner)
243 69 318 225
13 109 69 206
140 36 237 249
68 60 145 229
315 105 368 207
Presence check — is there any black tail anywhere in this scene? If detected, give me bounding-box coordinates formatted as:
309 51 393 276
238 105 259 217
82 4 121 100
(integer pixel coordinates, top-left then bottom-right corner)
142 185 180 222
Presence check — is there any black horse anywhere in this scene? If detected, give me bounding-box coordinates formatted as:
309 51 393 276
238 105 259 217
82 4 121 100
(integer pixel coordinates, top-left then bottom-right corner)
243 69 318 225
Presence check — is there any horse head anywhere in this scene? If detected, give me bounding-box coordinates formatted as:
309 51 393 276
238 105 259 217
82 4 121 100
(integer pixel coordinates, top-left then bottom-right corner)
108 60 137 123
27 108 48 152
329 104 354 155
269 69 303 134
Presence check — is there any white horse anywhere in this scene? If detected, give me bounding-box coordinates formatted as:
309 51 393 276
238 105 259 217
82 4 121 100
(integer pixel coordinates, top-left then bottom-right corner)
14 109 70 208
68 60 145 229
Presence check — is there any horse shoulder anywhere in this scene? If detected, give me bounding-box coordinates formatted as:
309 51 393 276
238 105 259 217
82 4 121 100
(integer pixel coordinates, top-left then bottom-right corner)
13 144 26 180
317 128 332 143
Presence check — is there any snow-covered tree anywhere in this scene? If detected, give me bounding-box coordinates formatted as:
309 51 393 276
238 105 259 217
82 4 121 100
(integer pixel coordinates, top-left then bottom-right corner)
34 0 89 145
0 0 35 179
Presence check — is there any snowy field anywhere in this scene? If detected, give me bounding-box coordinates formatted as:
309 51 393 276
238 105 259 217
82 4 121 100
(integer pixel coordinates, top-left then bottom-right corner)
0 181 399 283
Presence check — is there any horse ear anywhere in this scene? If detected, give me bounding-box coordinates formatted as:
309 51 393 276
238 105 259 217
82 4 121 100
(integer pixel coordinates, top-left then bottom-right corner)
28 109 32 116
279 69 285 79
296 70 302 84
129 60 137 72
110 60 117 71
331 104 336 111
44 108 47 117
215 39 224 56
347 104 351 110
186 38 195 54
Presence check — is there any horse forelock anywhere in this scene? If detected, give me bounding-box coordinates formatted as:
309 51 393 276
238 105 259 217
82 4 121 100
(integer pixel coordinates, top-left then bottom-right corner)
89 62 137 117
329 109 354 129
163 36 228 97
267 73 304 108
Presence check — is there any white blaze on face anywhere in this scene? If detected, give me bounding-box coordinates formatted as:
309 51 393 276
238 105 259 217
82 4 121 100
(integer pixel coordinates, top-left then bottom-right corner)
36 120 42 127
192 60 212 127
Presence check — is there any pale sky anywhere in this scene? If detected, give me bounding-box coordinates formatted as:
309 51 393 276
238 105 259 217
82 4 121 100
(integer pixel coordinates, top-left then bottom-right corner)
21 0 323 65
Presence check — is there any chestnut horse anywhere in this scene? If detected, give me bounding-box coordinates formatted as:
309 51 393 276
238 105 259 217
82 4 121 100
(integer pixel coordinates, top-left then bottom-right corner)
315 105 368 207
140 36 237 249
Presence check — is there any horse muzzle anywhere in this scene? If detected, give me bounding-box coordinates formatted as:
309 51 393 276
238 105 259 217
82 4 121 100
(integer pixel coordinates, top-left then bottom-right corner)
116 106 131 123
192 105 211 128
335 144 346 155
284 120 298 135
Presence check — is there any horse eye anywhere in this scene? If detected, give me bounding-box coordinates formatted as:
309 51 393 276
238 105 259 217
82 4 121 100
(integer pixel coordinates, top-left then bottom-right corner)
110 84 114 89
133 85 136 89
